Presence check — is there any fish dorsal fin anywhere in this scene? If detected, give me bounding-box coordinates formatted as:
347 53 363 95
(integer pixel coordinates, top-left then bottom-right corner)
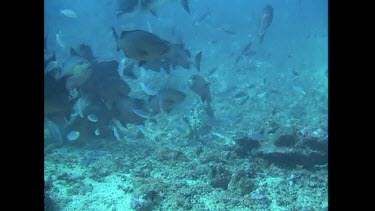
70 48 79 56
149 9 158 17
120 31 131 39
180 0 191 15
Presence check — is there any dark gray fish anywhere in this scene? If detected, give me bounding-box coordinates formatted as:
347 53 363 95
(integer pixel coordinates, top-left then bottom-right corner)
195 51 202 71
195 10 211 25
259 5 273 43
60 47 94 90
116 0 139 16
148 89 186 114
112 27 200 73
112 27 170 65
166 44 192 70
189 74 211 104
222 29 236 35
115 96 148 125
235 41 252 65
180 0 190 14
189 74 214 117
82 60 131 109
77 44 97 64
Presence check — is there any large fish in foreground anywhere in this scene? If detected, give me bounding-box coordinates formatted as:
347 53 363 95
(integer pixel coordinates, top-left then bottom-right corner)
148 89 186 114
81 60 131 110
59 45 96 90
188 74 214 117
258 5 273 43
117 0 191 17
112 27 202 73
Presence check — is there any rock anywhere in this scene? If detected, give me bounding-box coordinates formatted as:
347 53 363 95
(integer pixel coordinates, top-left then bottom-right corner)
257 149 327 169
233 136 260 157
210 165 231 190
274 134 298 147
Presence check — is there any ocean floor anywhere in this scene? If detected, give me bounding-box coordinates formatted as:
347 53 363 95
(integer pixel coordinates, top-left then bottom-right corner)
45 100 328 210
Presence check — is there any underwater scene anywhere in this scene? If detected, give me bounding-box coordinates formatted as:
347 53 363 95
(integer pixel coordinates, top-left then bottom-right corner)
44 0 328 210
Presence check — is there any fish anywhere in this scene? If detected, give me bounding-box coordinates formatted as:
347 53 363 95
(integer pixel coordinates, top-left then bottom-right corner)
195 51 202 71
117 0 191 17
94 129 100 136
258 5 273 43
293 85 306 95
60 9 78 18
141 82 158 95
73 96 89 118
115 96 149 125
44 119 64 145
217 24 236 35
117 58 137 79
67 130 80 141
188 74 214 117
59 47 93 90
195 10 211 25
136 125 147 134
116 0 139 16
180 0 190 14
132 108 151 119
112 28 170 66
234 40 253 65
124 134 139 142
87 114 98 122
83 60 131 109
112 27 202 73
189 74 211 104
148 89 186 114
76 44 96 64
56 31 65 48
113 126 122 141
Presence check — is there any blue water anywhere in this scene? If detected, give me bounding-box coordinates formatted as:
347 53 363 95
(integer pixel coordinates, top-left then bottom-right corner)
44 1 328 210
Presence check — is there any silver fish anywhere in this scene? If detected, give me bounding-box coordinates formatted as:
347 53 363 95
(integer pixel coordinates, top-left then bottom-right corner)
113 126 122 141
60 9 78 18
67 130 80 141
56 31 65 48
140 82 158 95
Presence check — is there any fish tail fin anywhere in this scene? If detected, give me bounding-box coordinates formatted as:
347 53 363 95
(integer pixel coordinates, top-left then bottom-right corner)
111 27 120 51
195 51 202 71
149 9 158 17
180 0 191 14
